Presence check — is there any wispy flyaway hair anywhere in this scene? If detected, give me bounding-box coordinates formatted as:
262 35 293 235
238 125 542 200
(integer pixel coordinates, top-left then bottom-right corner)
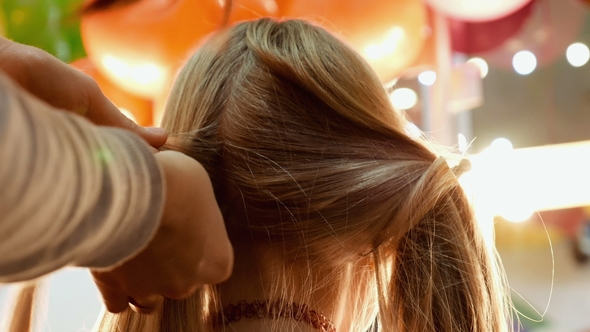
94 18 513 332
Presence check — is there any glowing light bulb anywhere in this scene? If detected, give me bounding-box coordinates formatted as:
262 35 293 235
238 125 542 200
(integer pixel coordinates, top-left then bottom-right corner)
566 42 590 67
418 70 437 86
390 88 418 110
467 57 489 78
512 51 536 75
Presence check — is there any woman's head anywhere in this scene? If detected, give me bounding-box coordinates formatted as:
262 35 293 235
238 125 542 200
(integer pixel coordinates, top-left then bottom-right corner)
163 18 436 260
101 18 512 331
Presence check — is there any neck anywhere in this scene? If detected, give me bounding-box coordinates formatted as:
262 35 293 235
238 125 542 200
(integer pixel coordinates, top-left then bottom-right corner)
216 240 342 332
216 300 336 332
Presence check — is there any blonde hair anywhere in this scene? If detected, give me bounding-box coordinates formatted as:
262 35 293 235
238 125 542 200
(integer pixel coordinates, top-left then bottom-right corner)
95 18 512 331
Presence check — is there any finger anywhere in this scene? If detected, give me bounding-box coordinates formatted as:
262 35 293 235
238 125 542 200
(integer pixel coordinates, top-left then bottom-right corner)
144 127 168 148
91 271 130 313
163 284 200 300
84 79 168 148
129 295 164 314
96 285 130 313
96 101 167 148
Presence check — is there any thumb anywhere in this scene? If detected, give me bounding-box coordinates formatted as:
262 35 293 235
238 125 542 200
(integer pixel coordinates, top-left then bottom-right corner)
86 84 168 148
99 103 168 148
142 126 168 148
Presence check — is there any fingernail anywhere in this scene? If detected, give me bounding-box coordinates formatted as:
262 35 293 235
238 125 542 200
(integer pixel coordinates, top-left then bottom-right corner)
146 127 167 135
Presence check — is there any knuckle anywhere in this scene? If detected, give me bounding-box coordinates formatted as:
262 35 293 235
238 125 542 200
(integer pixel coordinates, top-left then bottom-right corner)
105 300 128 314
164 281 196 300
197 248 234 284
91 271 119 287
129 295 162 314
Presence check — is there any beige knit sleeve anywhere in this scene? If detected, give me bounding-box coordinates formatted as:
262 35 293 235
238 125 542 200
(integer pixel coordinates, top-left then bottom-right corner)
0 72 165 283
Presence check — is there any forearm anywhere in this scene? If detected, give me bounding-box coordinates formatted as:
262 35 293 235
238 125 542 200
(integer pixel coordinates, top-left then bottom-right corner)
0 72 164 282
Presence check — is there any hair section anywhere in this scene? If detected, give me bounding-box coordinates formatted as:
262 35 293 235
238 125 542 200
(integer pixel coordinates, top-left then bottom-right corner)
97 18 513 332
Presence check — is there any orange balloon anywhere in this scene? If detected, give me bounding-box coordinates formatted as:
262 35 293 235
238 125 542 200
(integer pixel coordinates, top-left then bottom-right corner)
404 7 436 77
71 58 154 126
230 0 280 22
81 0 279 98
282 0 428 83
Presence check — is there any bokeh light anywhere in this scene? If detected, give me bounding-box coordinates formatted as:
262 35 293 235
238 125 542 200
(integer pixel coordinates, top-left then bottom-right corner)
512 50 537 75
467 57 489 78
418 70 436 86
390 88 418 110
566 42 590 67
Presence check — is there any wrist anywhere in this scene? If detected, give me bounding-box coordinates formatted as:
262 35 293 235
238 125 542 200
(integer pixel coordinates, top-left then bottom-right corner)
154 151 204 227
153 150 233 283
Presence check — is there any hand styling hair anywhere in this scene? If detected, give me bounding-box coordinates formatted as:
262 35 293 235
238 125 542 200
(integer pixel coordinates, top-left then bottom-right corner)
94 18 513 331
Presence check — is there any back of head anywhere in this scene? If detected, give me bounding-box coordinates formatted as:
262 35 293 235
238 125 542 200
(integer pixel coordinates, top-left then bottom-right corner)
98 18 512 332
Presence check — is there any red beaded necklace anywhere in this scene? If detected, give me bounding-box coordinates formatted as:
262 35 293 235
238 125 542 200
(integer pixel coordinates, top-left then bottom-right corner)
216 300 336 332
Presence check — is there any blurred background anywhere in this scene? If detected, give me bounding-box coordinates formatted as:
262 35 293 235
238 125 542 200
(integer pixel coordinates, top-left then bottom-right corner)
2 0 590 331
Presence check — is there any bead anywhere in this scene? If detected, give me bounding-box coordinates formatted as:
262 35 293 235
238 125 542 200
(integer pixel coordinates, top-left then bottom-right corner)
218 300 335 331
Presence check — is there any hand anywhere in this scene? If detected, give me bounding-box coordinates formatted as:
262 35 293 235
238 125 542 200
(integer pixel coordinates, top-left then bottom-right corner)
0 37 166 148
91 151 234 314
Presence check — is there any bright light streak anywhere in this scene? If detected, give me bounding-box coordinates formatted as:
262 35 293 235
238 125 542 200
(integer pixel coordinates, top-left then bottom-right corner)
458 133 468 153
465 140 590 225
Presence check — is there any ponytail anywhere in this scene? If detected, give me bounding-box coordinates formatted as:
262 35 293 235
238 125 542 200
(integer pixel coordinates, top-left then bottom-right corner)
375 158 511 331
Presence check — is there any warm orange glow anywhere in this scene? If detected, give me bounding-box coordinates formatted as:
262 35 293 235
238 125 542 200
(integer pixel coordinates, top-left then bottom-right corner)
71 58 154 126
81 0 278 98
283 0 428 83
